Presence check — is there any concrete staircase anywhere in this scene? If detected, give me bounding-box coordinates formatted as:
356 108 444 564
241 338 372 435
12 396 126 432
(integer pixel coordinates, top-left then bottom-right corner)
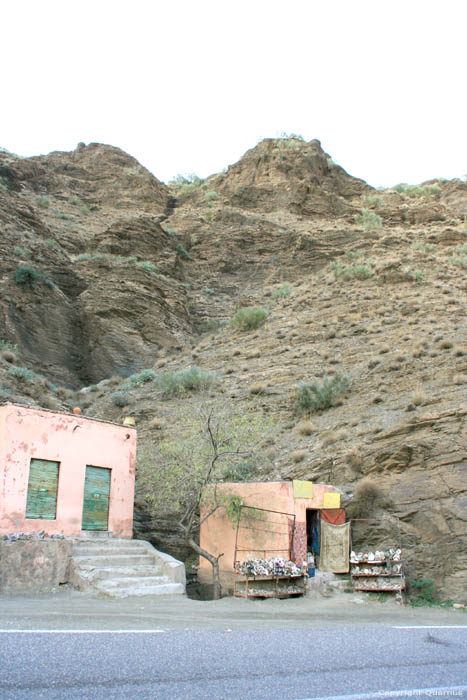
70 538 185 597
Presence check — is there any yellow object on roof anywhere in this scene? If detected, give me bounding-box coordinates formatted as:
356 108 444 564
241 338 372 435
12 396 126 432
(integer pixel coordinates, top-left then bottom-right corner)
293 480 314 498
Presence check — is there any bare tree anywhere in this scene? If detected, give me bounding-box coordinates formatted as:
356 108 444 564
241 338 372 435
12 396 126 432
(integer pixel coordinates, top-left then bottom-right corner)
137 401 272 599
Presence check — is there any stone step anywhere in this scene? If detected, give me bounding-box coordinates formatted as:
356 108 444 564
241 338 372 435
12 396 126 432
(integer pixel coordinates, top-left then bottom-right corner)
73 565 161 581
96 581 185 598
96 576 170 589
73 553 155 567
73 545 148 556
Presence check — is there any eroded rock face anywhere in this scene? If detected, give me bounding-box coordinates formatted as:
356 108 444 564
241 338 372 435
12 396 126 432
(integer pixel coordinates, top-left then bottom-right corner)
0 145 190 385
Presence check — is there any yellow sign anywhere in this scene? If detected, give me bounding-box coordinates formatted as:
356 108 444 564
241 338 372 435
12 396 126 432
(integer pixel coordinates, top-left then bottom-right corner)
293 480 313 498
323 492 341 509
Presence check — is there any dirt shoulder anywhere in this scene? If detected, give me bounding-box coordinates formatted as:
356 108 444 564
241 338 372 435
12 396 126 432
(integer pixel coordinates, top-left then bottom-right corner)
0 588 465 631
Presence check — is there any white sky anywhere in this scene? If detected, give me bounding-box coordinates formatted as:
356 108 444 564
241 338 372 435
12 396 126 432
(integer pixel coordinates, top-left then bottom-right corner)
1 0 466 187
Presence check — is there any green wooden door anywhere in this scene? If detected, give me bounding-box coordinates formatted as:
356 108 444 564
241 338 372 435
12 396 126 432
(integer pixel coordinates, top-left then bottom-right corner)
82 466 111 530
25 459 60 519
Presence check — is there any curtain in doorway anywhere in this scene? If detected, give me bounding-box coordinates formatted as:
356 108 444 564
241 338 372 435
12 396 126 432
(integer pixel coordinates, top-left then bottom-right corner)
319 521 350 573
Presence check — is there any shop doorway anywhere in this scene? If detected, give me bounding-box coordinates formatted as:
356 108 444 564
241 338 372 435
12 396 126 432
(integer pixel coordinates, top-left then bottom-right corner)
306 509 320 569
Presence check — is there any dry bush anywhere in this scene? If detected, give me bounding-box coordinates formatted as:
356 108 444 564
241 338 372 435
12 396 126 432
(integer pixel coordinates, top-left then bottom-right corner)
149 418 165 430
411 390 428 406
352 478 384 517
379 345 390 354
55 386 75 401
155 358 167 368
297 420 314 436
1 350 16 364
39 394 61 410
321 429 348 447
249 381 267 395
346 447 363 473
291 449 306 463
453 347 464 356
368 358 380 369
439 340 453 349
453 374 467 385
106 375 122 386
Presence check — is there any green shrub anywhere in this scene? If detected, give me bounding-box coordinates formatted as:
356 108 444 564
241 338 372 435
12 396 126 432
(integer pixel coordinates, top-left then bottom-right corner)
14 247 29 258
35 196 49 209
231 307 268 331
411 269 424 282
409 578 435 606
0 339 17 352
451 243 467 268
297 373 350 414
44 238 58 249
354 209 382 231
122 369 157 390
15 265 53 289
205 190 219 202
329 261 372 280
136 260 157 272
351 264 372 280
394 183 441 198
68 195 81 205
176 243 190 260
155 366 216 397
8 366 37 383
329 261 346 279
362 194 383 208
111 391 130 407
279 132 305 141
272 282 292 300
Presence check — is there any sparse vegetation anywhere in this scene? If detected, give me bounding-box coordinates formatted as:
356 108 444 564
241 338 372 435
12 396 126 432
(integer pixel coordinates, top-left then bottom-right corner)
409 578 436 606
110 391 130 407
35 196 49 209
393 183 441 198
15 265 53 289
450 244 467 268
155 366 216 397
329 260 372 280
272 282 292 300
354 209 382 231
231 307 268 331
176 243 190 260
296 373 350 414
362 194 383 208
8 366 38 384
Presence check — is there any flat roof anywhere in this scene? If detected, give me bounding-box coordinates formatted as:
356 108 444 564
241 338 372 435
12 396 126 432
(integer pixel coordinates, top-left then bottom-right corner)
0 401 136 430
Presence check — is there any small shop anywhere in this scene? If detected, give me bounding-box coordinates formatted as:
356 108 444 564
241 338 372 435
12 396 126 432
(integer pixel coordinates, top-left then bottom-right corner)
198 480 350 595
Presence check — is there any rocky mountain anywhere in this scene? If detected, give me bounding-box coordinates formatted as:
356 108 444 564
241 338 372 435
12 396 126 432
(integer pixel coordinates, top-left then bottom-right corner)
0 137 466 602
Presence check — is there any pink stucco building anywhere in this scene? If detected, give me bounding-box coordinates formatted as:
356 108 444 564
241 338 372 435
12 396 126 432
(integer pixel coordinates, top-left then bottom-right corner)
0 403 136 537
199 480 347 591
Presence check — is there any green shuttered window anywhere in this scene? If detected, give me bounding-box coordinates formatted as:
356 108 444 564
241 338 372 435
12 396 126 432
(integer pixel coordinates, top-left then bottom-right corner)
82 466 111 531
25 459 60 519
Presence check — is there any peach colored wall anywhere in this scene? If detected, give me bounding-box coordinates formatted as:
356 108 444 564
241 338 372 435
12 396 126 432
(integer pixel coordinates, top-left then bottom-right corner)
0 403 136 537
198 481 341 588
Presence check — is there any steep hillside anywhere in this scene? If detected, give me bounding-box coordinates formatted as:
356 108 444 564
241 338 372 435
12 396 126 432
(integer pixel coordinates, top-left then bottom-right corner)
0 137 466 601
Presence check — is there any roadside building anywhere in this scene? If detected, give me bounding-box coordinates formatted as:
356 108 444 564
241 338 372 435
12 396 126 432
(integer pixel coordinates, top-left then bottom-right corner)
199 480 349 593
0 403 136 538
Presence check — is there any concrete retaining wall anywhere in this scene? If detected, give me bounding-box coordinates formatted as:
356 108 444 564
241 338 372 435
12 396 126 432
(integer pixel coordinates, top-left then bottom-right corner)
0 538 72 594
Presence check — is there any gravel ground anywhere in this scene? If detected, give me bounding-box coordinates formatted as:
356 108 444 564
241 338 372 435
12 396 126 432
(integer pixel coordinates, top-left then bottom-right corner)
0 588 465 631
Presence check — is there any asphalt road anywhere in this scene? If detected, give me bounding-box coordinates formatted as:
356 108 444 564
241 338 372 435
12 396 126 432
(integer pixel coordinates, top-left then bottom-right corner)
1 626 466 700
